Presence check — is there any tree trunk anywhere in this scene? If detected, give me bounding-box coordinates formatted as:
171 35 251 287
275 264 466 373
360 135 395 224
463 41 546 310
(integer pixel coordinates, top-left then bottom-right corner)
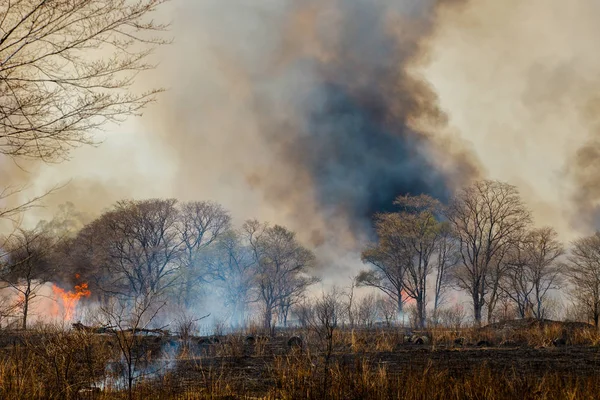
183 277 193 309
473 292 482 326
396 289 403 324
22 284 31 330
22 296 29 330
22 298 28 330
416 294 426 329
128 359 133 400
433 294 441 326
487 286 499 323
264 304 273 332
282 304 289 327
417 302 425 329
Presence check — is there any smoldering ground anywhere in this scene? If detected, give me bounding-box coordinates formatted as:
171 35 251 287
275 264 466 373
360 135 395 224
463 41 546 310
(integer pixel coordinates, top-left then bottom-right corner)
8 0 600 280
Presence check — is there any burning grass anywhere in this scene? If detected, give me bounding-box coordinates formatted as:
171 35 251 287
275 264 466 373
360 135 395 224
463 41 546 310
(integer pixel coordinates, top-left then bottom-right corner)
51 280 92 321
1 320 600 399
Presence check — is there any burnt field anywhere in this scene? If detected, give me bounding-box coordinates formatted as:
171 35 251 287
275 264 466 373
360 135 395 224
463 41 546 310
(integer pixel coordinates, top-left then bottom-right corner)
2 320 600 399
171 340 600 396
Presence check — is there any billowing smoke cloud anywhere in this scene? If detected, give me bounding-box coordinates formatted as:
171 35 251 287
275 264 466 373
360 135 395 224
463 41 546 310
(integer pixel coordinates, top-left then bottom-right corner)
19 0 600 279
143 0 479 254
1 0 478 277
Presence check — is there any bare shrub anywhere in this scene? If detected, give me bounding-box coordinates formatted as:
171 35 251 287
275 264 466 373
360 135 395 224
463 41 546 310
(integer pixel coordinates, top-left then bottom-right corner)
356 294 377 328
434 304 468 329
376 296 398 327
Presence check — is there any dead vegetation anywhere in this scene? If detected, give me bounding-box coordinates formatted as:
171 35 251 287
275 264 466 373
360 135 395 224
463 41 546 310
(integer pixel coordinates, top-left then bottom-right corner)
0 320 599 399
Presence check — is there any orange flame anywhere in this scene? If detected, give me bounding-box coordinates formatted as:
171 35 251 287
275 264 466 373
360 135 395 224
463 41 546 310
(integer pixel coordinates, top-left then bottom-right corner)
52 282 91 321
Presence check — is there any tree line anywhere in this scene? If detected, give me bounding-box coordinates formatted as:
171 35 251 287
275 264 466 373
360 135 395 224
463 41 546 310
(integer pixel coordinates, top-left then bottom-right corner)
0 200 316 330
3 180 600 331
359 180 600 328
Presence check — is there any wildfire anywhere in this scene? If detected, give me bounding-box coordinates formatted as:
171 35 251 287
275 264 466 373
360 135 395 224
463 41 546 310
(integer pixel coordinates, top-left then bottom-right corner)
52 280 91 321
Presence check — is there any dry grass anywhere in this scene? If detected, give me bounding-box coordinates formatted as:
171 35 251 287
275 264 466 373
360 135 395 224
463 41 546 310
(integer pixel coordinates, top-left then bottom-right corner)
1 322 600 399
264 356 600 400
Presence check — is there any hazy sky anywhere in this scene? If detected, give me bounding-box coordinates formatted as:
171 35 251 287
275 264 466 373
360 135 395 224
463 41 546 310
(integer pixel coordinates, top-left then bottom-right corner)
10 0 600 281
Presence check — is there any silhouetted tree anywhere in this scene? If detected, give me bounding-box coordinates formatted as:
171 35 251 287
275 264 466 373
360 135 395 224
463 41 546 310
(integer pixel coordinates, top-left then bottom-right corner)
0 0 169 161
447 180 531 325
177 201 231 308
432 222 459 323
0 228 55 329
566 233 600 327
78 199 183 301
244 220 316 332
204 230 256 326
359 194 446 328
501 227 564 319
0 0 169 224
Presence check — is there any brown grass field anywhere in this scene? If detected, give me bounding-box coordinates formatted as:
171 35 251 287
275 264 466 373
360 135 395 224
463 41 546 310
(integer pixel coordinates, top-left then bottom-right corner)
1 319 600 399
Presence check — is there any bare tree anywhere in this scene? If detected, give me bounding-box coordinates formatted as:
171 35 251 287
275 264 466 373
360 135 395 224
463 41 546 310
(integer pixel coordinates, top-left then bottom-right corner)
81 199 183 301
435 304 468 328
358 246 406 317
485 240 521 323
311 289 344 362
278 273 319 327
356 293 377 328
0 1 169 230
0 0 169 161
244 220 316 332
63 215 108 303
523 228 564 319
359 195 443 328
0 228 55 329
303 288 345 396
99 293 166 400
376 295 398 327
204 230 256 327
498 241 532 319
344 277 357 328
432 222 459 323
446 180 531 325
566 233 600 327
292 300 314 329
177 201 231 308
501 227 564 319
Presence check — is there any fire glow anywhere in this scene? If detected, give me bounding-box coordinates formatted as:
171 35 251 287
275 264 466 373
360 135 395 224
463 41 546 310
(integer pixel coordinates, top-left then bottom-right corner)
52 280 91 321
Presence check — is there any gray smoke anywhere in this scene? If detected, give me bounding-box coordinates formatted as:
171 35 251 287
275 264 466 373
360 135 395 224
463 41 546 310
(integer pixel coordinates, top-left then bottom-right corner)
147 0 478 251
11 0 481 278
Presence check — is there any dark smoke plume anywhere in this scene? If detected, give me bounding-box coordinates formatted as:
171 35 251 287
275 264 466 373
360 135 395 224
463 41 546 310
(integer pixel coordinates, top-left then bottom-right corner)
11 0 480 273
156 0 478 249
14 0 600 272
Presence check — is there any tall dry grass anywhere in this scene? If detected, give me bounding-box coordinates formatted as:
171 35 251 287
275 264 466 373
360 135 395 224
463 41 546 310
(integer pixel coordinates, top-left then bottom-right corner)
1 322 600 399
264 356 600 400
